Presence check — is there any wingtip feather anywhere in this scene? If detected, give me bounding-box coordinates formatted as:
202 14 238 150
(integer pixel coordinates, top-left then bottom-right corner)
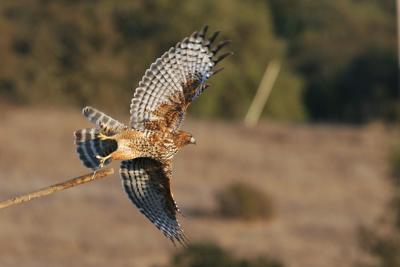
199 25 208 38
213 52 233 65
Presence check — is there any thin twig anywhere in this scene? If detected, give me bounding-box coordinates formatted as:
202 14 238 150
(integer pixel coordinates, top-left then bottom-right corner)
0 167 115 210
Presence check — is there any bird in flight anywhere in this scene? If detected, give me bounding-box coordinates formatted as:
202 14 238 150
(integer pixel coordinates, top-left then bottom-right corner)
74 26 231 245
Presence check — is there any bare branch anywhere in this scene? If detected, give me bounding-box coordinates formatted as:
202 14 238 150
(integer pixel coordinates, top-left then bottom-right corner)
0 167 115 210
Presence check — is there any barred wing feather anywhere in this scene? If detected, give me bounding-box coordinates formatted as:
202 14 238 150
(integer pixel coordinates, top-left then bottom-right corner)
82 106 127 135
130 25 231 132
120 158 186 245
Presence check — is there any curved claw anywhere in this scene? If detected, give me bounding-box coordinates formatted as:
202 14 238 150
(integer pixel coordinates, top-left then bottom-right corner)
96 154 111 169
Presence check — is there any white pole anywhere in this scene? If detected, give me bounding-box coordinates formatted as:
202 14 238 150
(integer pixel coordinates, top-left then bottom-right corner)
244 61 281 127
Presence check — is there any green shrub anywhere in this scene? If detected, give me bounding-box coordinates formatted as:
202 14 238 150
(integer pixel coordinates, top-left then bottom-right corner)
358 227 400 267
357 140 400 267
215 182 274 221
167 242 284 267
388 140 400 230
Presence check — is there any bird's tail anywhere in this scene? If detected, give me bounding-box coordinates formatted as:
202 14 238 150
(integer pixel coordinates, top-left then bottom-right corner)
74 128 118 170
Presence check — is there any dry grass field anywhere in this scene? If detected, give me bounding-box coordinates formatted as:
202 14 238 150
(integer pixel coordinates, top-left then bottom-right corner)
0 107 393 267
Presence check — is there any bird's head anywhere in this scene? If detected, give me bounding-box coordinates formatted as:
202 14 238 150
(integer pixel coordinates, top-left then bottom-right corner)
174 131 196 148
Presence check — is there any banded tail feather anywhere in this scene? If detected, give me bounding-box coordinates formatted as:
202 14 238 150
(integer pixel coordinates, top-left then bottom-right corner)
74 128 118 170
82 106 127 135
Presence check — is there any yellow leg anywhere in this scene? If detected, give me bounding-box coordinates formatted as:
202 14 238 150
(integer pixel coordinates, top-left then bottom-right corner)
98 132 113 141
96 154 112 168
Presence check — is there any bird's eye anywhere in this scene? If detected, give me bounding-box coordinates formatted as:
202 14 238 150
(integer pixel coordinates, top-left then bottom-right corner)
189 136 196 144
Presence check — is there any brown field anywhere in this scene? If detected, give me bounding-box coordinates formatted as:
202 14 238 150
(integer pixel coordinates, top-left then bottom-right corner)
0 107 393 267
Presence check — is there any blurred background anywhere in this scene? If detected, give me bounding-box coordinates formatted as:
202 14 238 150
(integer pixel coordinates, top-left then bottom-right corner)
0 0 398 267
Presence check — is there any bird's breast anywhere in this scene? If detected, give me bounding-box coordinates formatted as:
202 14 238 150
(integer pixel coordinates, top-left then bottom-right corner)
115 130 179 160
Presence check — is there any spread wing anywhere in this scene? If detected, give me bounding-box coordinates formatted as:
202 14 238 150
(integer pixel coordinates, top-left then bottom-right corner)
129 25 232 132
119 158 186 245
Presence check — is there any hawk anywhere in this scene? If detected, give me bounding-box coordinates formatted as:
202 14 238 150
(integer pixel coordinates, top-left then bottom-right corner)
74 26 231 245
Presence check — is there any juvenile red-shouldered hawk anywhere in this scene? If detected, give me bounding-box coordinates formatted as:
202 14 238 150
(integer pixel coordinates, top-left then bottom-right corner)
74 26 231 245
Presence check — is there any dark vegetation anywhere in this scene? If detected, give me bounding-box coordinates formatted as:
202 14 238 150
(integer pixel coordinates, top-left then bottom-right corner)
358 141 400 267
165 243 284 267
0 0 396 122
268 0 397 122
216 182 274 220
359 227 400 267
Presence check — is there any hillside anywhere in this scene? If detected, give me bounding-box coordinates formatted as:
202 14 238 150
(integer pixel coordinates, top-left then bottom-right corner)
0 107 393 267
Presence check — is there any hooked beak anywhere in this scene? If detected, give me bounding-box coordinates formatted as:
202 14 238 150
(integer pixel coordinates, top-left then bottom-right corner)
190 136 197 145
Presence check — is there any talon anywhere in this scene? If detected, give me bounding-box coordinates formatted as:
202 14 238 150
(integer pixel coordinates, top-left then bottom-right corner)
96 154 111 168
